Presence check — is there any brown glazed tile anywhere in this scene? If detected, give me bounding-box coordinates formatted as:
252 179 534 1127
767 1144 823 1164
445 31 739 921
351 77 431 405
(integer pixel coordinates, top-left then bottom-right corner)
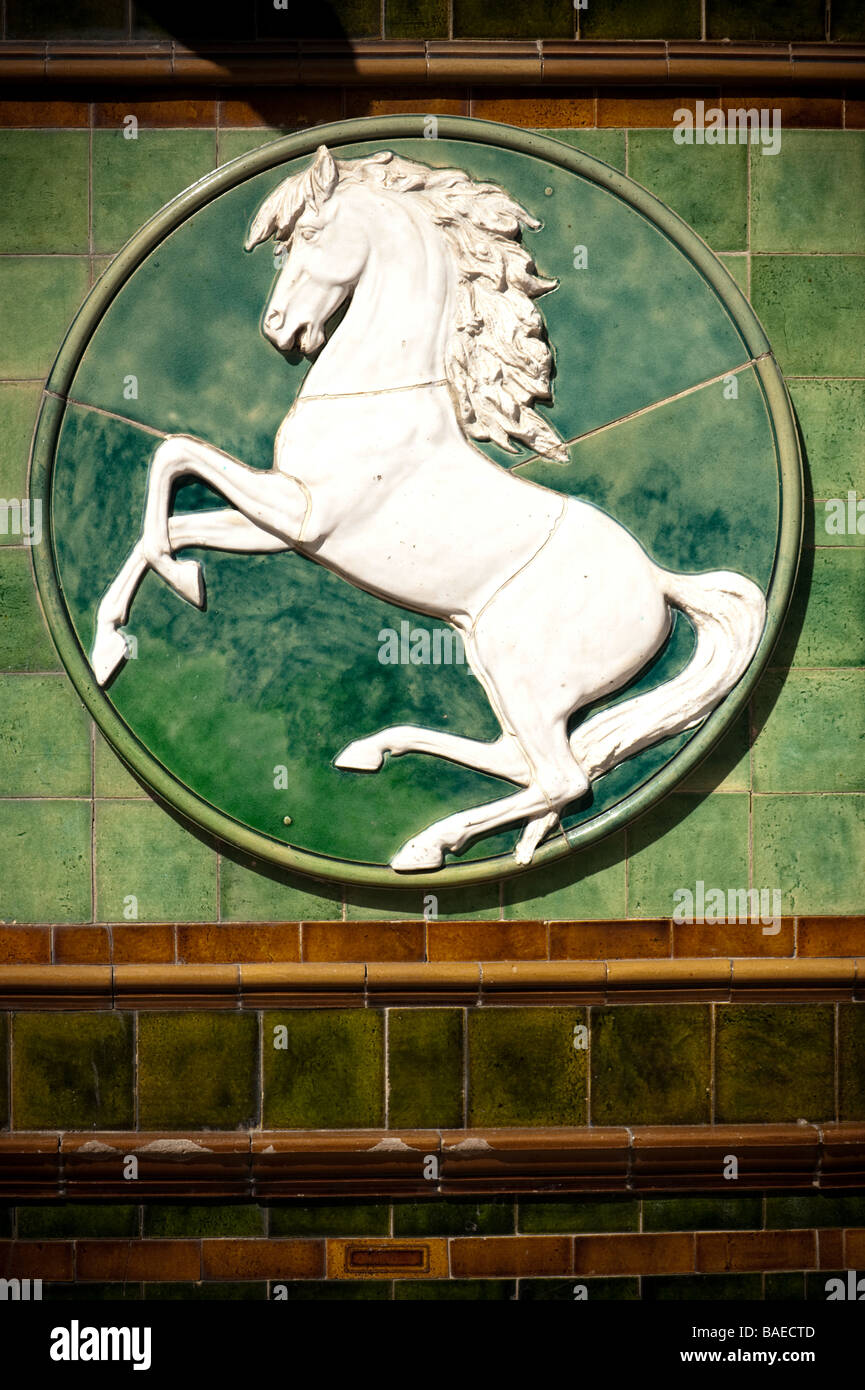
46 50 173 83
847 100 865 130
598 91 711 127
0 1134 61 1198
327 1238 448 1279
480 961 605 1004
428 920 546 961
113 964 239 1008
302 921 423 963
62 1132 251 1199
0 926 50 965
673 918 794 957
450 1236 572 1278
630 1124 820 1191
731 957 856 1001
845 1229 865 1267
221 89 342 129
819 1124 865 1189
77 1239 200 1282
799 917 865 957
344 88 467 118
605 957 731 1002
719 93 843 128
178 923 300 964
669 44 793 84
470 91 594 128
696 1230 817 1273
201 1238 323 1280
252 1131 432 1197
440 1128 630 1192
818 1229 846 1269
0 100 89 127
366 962 480 1006
428 41 541 85
95 97 217 127
573 1232 695 1276
543 41 667 85
53 926 111 965
0 48 44 84
240 962 365 1008
551 920 671 960
0 1241 73 1281
0 965 111 1009
112 924 175 964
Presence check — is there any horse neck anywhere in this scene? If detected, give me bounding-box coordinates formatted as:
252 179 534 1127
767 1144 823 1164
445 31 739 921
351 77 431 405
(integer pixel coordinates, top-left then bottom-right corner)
299 194 455 397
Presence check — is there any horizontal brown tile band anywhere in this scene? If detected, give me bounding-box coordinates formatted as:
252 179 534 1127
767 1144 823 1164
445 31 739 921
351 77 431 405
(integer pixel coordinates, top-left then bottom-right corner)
0 41 863 87
0 957 861 1008
1 1124 862 1198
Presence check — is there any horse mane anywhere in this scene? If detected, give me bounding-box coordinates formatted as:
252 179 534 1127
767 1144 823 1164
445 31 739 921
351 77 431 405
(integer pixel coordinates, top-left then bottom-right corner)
247 149 569 463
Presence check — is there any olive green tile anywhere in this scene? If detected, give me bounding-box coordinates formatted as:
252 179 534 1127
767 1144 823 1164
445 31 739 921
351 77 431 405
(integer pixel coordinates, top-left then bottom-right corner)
12 1013 133 1129
345 881 499 921
521 1277 639 1300
219 855 343 922
467 1008 587 1127
718 254 749 295
0 800 90 924
534 129 626 171
707 0 824 40
0 257 89 379
17 1204 137 1238
752 133 865 255
136 0 254 38
832 0 865 39
519 1195 639 1234
751 257 865 376
46 1282 142 1301
629 133 748 250
393 1198 514 1237
138 1013 258 1129
94 801 217 923
716 1004 835 1123
766 1272 807 1300
503 832 626 919
147 1282 266 1300
452 0 573 39
642 1194 762 1231
0 1015 8 1128
0 133 89 254
273 1280 390 1300
93 728 146 797
583 0 701 38
815 496 865 548
269 1201 389 1237
775 549 865 669
754 669 865 793
765 1191 865 1229
681 711 751 792
0 676 91 796
144 1204 265 1237
388 1009 463 1129
0 550 58 671
257 0 381 38
789 381 865 497
6 0 126 37
263 1010 384 1128
591 1005 711 1125
397 1279 515 1300
839 1004 865 1120
0 385 40 537
91 131 216 254
807 1270 854 1300
385 0 448 38
643 1274 763 1299
627 793 750 919
753 794 865 916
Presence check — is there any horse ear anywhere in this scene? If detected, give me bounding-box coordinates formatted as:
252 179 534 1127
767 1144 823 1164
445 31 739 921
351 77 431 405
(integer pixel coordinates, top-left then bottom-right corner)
309 145 339 208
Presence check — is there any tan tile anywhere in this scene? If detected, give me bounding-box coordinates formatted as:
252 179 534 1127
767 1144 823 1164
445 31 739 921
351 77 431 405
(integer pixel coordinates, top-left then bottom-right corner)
327 1238 448 1279
696 1230 817 1273
451 1235 572 1277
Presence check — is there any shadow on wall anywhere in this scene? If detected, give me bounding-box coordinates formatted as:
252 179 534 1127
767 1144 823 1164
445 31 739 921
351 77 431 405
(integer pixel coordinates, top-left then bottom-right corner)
133 0 357 43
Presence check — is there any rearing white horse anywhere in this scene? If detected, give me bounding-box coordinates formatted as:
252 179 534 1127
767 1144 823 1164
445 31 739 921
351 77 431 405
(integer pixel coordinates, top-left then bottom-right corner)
91 145 766 871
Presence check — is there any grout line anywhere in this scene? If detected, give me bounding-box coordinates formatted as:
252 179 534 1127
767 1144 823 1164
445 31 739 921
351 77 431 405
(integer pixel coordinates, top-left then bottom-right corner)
383 1006 389 1129
90 720 97 925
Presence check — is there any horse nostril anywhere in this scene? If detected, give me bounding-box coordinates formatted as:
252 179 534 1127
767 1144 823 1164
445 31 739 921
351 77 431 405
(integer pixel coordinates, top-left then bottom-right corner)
265 309 283 330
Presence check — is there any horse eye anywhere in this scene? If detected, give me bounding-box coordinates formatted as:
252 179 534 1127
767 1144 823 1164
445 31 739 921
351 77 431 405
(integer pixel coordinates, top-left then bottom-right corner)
299 226 318 242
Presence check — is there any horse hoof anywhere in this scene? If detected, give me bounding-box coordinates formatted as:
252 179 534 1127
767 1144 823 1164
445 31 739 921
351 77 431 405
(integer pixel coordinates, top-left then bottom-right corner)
333 739 384 772
390 838 444 872
91 627 129 686
167 558 205 609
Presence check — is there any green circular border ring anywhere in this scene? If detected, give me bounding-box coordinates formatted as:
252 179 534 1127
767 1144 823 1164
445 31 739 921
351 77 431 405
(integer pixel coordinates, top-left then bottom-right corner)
29 115 804 891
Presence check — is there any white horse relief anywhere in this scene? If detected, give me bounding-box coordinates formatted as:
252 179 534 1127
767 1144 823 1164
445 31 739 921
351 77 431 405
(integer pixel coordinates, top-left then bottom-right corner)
91 145 766 872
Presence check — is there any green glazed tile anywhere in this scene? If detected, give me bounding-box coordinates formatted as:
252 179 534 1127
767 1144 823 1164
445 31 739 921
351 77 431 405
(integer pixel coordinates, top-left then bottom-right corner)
534 130 626 171
6 0 126 37
269 1201 389 1237
147 1282 267 1300
0 257 89 379
0 385 40 537
519 1195 639 1234
218 131 294 166
681 711 750 792
135 0 254 38
388 1009 463 1128
774 550 865 669
0 550 59 671
138 1013 258 1129
753 794 865 916
520 1277 639 1300
94 800 217 923
765 1191 865 1229
717 254 749 295
272 1280 390 1299
752 133 865 255
715 1004 835 1122
93 728 146 798
751 257 865 376
257 0 381 38
0 133 89 254
17 1204 137 1238
46 1282 142 1301
0 675 91 796
0 1015 8 1128
788 381 865 497
393 1198 514 1237
643 1274 763 1299
345 882 499 920
832 0 865 39
263 1010 384 1128
707 0 824 40
642 1194 762 1232
839 1004 865 1120
144 1204 264 1237
467 1008 587 1127
753 670 865 792
91 131 216 254
220 855 343 922
813 497 865 549
503 832 626 919
12 1013 133 1129
385 0 448 38
452 0 573 39
766 1273 807 1300
627 793 750 919
396 1279 515 1300
629 132 747 250
582 0 700 38
591 1005 711 1125
0 800 90 923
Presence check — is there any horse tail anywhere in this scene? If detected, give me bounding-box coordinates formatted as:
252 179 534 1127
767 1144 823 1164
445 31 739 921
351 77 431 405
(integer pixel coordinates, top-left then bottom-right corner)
570 567 766 780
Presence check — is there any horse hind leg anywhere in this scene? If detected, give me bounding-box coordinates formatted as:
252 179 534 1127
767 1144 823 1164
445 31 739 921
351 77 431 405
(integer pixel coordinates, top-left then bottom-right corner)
335 726 530 781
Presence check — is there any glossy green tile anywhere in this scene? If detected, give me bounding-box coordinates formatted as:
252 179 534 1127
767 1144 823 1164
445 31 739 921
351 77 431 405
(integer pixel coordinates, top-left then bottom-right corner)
0 550 59 671
0 676 91 796
627 793 750 919
753 670 865 793
385 0 448 37
0 800 90 924
263 1010 384 1128
643 1274 763 1299
138 1013 258 1129
93 729 146 798
147 1282 267 1300
220 856 343 922
519 1196 639 1234
270 1281 389 1300
814 496 865 548
144 1204 265 1237
136 0 254 38
839 1004 865 1120
521 1277 639 1300
12 1013 133 1129
467 1008 587 1127
0 1015 8 1128
765 1191 865 1229
218 131 294 166
0 385 40 538
806 1270 852 1300
535 129 626 170
397 1279 515 1300
0 257 89 379
0 133 89 254
17 1204 137 1238
582 0 700 37
832 0 865 39
94 801 217 923
766 1273 807 1300
269 1201 389 1237
388 1009 463 1128
717 254 749 295
46 1282 142 1301
775 549 865 669
707 0 824 40
503 832 626 919
91 131 215 253
6 0 126 37
452 0 573 38
642 1194 762 1231
256 0 381 38
752 133 865 255
393 1198 513 1237
751 257 865 376
753 794 865 916
715 1005 835 1122
681 712 750 792
591 1005 711 1125
629 132 747 250
345 882 499 921
789 381 865 497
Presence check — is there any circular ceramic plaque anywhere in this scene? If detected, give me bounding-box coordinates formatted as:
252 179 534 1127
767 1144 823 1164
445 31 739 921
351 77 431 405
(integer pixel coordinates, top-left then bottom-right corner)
31 116 802 888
